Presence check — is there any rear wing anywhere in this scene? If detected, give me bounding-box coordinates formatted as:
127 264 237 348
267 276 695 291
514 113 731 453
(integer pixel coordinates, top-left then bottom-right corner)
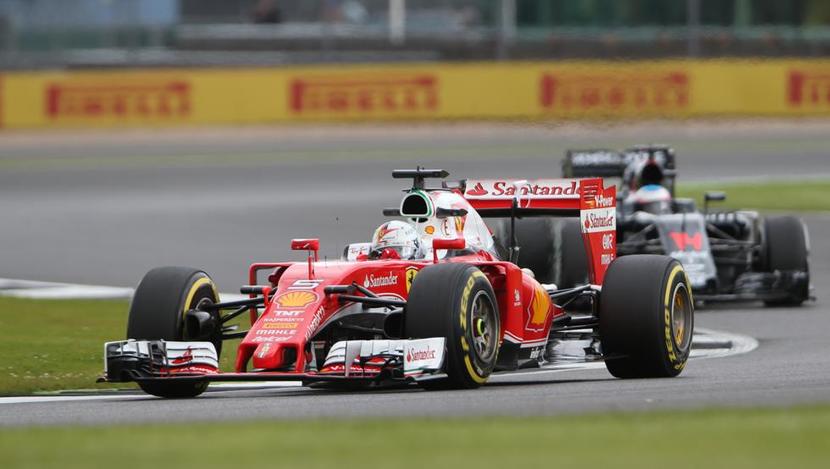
562 146 677 179
562 150 628 178
463 178 616 284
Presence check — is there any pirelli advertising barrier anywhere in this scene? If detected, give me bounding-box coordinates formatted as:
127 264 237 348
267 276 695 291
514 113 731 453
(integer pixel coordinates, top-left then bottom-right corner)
2 59 830 128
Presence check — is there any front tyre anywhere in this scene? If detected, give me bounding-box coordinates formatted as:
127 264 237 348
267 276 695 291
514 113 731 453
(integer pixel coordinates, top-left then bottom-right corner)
599 255 694 379
405 264 500 389
127 266 220 398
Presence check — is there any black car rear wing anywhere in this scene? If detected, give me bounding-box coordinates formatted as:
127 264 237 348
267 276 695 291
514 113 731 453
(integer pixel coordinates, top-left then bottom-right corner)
562 150 628 178
562 145 677 179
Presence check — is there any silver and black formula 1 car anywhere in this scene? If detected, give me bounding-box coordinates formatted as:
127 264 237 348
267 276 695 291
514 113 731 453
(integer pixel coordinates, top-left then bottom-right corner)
500 145 810 306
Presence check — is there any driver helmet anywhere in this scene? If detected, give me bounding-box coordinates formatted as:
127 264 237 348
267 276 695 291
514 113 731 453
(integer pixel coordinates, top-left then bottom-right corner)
370 220 422 260
630 159 665 190
632 184 672 215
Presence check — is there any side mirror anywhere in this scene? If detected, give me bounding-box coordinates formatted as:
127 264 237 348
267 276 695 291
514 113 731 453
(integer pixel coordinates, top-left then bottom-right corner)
432 238 466 263
704 191 726 202
291 238 319 273
435 207 468 218
291 238 320 252
703 191 726 214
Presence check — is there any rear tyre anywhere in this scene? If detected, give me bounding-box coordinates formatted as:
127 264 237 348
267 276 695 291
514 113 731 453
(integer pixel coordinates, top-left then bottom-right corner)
599 255 693 379
763 216 809 307
127 266 220 398
405 264 500 389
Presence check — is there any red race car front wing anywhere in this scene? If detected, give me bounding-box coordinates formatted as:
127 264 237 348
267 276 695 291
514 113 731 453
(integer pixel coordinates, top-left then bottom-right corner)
100 338 447 386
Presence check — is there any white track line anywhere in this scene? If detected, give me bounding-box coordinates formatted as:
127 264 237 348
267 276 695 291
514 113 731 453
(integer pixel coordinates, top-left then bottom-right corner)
491 327 757 380
689 327 759 359
0 394 150 405
0 383 303 405
209 381 303 389
0 277 246 302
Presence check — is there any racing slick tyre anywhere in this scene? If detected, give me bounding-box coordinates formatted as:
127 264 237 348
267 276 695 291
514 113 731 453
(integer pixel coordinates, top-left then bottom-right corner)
405 264 500 389
492 218 556 284
126 266 220 398
762 216 810 307
599 255 694 379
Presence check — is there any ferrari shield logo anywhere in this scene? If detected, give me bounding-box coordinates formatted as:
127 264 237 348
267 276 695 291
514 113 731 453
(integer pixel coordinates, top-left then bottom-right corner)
526 286 552 332
405 267 419 293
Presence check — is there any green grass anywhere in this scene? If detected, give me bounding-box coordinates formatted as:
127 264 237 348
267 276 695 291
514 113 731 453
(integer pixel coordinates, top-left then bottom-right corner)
0 297 245 395
0 297 129 395
2 405 829 469
677 179 830 212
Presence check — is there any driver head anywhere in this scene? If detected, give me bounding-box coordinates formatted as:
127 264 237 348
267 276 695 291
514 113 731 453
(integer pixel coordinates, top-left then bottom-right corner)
629 158 665 190
632 184 672 215
369 220 422 260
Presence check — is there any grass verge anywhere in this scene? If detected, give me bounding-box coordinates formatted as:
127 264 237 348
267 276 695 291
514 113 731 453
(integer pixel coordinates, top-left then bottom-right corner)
0 297 128 395
677 179 830 212
2 405 829 469
0 297 243 395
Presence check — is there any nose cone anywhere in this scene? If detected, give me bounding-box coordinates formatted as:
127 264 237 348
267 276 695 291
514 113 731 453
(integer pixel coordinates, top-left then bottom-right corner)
252 342 297 370
237 287 326 372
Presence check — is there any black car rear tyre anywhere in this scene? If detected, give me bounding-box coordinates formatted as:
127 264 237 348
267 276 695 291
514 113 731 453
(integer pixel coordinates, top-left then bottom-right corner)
763 216 809 307
491 218 588 290
491 218 556 284
127 266 220 398
599 255 694 378
557 218 589 289
405 264 500 389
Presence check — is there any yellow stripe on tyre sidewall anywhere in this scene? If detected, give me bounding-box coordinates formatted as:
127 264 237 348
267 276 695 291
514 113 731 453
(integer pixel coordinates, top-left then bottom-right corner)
663 264 685 369
182 276 218 318
464 356 487 384
459 270 488 384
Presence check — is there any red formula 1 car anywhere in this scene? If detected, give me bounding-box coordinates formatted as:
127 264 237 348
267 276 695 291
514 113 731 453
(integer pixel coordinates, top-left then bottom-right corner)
101 169 695 398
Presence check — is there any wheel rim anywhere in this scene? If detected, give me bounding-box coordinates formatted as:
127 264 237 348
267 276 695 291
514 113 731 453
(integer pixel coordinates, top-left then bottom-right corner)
670 283 692 350
470 291 498 363
183 283 221 354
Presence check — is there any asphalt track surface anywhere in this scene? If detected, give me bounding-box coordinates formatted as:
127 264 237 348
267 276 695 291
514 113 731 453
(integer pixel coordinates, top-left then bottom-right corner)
0 121 829 426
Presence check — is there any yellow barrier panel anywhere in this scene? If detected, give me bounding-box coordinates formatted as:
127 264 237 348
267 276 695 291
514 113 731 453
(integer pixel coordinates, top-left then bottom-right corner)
3 60 830 128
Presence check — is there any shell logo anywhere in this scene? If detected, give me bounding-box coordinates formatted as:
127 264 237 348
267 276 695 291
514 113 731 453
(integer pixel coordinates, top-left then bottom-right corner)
275 291 318 309
526 286 551 332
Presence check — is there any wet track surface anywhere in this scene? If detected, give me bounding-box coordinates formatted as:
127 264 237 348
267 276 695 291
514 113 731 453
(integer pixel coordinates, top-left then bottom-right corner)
0 122 828 426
